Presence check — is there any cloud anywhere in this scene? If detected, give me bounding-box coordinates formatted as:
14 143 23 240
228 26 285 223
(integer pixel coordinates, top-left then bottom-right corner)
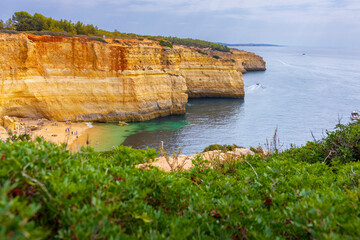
30 0 360 19
4 0 359 46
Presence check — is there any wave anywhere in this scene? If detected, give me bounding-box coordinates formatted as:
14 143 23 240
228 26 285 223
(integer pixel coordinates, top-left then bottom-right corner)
86 122 94 128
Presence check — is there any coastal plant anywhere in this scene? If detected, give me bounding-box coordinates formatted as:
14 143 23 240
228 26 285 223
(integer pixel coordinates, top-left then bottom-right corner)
250 145 269 157
282 121 360 166
159 145 188 171
0 181 49 239
206 150 240 174
162 36 230 52
30 30 73 37
158 39 173 48
100 145 157 167
203 143 240 152
1 122 360 239
196 49 208 55
0 30 18 34
264 127 282 154
3 11 231 52
88 36 107 43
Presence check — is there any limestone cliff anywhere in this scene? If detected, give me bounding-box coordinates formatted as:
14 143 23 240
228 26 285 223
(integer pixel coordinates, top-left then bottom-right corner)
177 47 245 98
0 33 265 122
200 48 266 73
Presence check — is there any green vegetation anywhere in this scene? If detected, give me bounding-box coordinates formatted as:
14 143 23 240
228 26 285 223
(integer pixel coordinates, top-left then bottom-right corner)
158 39 173 48
212 55 221 59
196 49 208 55
160 37 230 52
2 121 360 239
250 145 267 154
203 144 240 152
0 11 230 51
282 122 360 166
9 11 97 35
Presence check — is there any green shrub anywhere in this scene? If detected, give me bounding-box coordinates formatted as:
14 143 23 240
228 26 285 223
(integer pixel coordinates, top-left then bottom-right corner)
2 122 360 239
88 36 107 43
203 144 240 152
158 39 173 48
0 181 49 239
3 11 232 52
0 29 19 34
213 55 220 59
249 145 266 154
282 121 360 166
100 145 157 167
30 30 73 37
161 36 231 52
196 49 208 55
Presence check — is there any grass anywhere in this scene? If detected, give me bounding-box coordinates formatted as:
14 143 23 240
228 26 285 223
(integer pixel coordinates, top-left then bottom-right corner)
1 121 360 239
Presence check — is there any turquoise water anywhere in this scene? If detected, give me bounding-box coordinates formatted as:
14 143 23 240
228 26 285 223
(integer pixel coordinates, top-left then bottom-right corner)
85 46 360 154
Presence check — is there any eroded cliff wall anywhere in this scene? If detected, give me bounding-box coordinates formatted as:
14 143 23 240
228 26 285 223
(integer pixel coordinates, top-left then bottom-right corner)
0 33 265 122
178 47 245 98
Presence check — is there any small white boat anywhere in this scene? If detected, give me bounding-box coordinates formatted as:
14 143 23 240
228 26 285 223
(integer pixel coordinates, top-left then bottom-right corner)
351 111 360 121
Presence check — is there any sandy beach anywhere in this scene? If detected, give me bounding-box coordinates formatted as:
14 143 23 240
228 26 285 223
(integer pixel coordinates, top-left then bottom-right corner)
0 117 90 150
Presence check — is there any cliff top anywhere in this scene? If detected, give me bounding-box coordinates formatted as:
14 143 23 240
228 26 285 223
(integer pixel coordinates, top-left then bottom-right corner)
1 11 230 52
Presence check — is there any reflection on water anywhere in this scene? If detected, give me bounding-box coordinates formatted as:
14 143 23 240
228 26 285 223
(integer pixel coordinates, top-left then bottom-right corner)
122 98 245 152
78 98 245 153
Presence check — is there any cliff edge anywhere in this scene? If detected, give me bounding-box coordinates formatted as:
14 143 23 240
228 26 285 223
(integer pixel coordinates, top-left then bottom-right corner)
0 33 265 122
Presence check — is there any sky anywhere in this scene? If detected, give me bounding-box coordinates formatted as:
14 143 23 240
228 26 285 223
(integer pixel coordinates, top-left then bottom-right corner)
1 0 359 47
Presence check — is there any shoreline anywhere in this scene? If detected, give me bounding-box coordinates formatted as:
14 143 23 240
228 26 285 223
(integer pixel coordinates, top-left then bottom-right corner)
0 117 90 150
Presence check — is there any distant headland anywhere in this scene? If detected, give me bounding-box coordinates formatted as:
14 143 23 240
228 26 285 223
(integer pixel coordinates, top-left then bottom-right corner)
217 43 284 47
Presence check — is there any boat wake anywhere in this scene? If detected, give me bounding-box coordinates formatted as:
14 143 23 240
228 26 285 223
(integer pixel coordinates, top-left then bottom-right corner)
278 60 294 67
246 83 266 93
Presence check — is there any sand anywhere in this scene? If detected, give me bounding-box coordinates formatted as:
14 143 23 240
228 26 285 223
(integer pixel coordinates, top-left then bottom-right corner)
0 118 90 150
136 149 260 172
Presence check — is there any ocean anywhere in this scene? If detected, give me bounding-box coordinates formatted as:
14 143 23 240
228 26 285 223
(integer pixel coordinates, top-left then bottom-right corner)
81 46 360 154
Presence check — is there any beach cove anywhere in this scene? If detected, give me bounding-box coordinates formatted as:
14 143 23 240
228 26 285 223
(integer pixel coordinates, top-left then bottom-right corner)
0 117 90 149
77 46 360 154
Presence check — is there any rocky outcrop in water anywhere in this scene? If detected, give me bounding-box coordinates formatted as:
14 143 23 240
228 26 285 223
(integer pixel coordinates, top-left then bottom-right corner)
0 33 265 122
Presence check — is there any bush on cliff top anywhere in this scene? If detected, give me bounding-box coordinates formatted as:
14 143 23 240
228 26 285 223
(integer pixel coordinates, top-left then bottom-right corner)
1 122 360 239
158 39 173 48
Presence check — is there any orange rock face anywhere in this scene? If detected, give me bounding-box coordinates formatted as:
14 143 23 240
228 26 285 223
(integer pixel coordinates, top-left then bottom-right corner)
0 33 265 122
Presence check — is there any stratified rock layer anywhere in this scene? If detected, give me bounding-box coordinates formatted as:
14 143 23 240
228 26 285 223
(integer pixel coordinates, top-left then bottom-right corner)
0 33 265 122
178 47 245 98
